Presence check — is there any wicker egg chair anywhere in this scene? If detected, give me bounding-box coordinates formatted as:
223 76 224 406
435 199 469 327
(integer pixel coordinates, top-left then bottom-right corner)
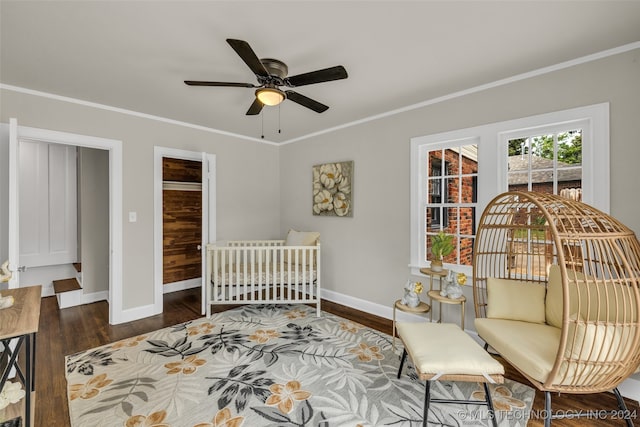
472 191 640 426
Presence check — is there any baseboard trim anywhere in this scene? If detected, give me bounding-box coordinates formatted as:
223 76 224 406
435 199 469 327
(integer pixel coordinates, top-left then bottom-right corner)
56 289 109 309
118 303 161 324
163 279 200 294
321 288 430 323
82 290 108 305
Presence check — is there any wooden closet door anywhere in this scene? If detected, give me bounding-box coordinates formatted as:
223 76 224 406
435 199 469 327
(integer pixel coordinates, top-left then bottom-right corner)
162 158 202 284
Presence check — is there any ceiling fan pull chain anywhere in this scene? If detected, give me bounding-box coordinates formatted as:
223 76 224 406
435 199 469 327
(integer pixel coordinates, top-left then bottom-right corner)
261 111 264 139
278 104 282 134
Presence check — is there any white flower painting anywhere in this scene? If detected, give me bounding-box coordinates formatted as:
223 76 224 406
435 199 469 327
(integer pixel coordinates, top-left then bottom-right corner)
312 161 353 217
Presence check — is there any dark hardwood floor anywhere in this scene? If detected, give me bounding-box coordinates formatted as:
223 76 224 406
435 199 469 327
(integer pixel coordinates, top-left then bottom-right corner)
35 288 638 426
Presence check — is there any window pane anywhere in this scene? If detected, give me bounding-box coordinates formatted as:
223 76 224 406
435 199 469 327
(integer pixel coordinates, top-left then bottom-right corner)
460 237 474 266
557 129 582 201
508 138 529 156
558 167 582 201
530 134 554 160
428 178 442 202
531 158 553 171
508 171 529 192
531 170 555 195
426 206 446 231
531 169 555 194
425 143 478 266
443 235 457 264
460 176 477 203
459 207 475 236
444 207 458 236
428 151 442 177
446 177 459 203
461 144 478 174
557 130 582 165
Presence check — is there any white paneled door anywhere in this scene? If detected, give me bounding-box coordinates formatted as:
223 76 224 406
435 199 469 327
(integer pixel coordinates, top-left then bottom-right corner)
19 140 77 268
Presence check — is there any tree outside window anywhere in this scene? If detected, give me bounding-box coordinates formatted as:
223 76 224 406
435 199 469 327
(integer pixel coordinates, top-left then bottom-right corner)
507 130 582 200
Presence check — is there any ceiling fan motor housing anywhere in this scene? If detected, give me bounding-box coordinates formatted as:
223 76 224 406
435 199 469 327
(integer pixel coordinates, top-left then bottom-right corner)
260 58 289 80
259 58 288 84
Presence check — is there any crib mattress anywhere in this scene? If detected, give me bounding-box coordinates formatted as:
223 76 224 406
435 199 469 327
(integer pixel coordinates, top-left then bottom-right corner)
212 262 317 286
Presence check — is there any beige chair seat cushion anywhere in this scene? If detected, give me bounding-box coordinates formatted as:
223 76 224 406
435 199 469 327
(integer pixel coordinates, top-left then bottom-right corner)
397 322 504 377
476 318 560 383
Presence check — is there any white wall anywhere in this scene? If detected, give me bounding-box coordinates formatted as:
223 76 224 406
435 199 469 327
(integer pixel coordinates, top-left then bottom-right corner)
79 147 110 294
1 48 639 323
0 89 281 310
279 48 640 324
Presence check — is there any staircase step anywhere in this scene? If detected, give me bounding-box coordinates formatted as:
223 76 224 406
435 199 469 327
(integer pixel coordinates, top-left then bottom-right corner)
53 278 81 294
73 263 82 273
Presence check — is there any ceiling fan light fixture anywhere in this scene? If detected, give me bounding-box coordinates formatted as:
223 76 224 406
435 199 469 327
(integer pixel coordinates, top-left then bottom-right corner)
256 87 285 106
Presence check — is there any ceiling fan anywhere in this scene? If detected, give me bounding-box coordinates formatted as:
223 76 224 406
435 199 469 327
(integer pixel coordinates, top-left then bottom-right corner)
185 39 348 115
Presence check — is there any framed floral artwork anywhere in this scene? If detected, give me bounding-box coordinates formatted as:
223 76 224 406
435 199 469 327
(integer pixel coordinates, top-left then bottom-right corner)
312 161 353 217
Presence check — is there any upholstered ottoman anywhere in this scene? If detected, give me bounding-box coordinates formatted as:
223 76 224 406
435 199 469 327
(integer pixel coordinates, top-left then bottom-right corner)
396 322 504 427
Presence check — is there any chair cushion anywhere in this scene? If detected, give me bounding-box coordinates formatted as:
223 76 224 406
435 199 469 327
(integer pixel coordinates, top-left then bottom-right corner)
565 316 634 362
476 318 560 383
397 322 503 376
551 316 638 384
545 264 564 328
486 277 546 323
545 264 638 328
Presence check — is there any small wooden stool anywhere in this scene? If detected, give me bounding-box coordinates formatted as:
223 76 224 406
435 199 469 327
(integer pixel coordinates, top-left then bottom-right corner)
396 322 504 427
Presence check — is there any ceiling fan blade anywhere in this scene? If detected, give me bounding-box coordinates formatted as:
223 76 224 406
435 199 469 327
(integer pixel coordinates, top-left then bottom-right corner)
285 91 329 113
285 65 348 87
184 80 257 88
246 98 264 115
226 39 269 78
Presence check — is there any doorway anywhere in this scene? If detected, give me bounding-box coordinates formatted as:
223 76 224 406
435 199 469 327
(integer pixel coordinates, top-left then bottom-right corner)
153 147 216 316
18 140 78 297
7 119 124 323
162 157 203 287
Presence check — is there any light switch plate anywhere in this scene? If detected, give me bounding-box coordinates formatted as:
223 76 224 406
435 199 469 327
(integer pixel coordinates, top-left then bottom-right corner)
129 211 137 222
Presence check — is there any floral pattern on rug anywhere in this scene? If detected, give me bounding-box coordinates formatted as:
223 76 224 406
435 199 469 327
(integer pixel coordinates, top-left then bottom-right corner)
66 304 533 426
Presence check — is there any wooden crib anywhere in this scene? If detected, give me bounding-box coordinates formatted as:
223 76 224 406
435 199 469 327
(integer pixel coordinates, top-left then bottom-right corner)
205 240 321 317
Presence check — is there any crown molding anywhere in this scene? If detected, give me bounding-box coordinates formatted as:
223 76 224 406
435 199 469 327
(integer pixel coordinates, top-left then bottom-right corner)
281 40 640 145
2 41 638 146
0 83 279 146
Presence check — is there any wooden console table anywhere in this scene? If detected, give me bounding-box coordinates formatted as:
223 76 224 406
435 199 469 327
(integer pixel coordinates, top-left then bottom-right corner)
0 285 42 427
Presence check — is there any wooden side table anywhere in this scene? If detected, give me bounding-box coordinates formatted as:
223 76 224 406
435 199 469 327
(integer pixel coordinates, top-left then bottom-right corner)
1 285 42 427
427 289 466 330
392 299 430 350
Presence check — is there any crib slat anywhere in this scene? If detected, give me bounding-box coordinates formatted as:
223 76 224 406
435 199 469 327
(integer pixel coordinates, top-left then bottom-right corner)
205 240 321 317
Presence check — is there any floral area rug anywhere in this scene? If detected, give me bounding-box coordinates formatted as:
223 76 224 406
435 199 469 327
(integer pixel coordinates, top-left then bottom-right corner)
65 304 534 426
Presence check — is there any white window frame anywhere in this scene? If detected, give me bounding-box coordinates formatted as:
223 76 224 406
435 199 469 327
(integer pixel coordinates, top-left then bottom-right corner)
422 140 480 271
410 103 609 275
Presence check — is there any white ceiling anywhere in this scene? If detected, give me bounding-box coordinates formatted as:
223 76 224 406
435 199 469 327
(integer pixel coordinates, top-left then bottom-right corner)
2 1 640 143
